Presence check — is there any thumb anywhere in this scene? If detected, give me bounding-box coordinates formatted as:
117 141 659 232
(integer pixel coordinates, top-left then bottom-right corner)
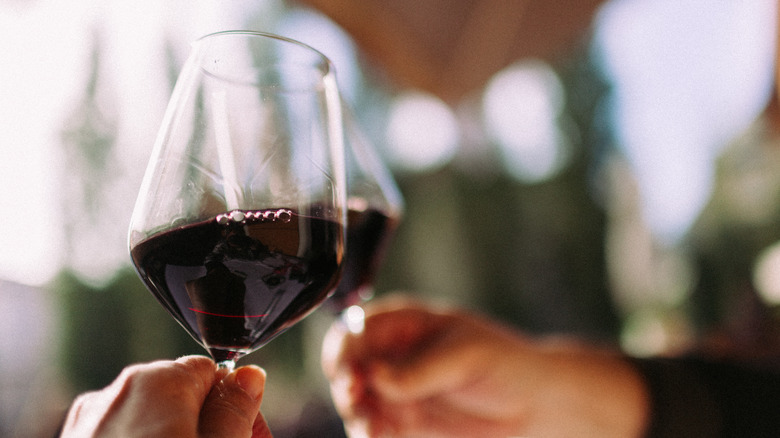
199 365 268 438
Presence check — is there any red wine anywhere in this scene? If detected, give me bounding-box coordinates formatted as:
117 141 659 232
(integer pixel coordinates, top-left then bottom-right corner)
130 208 343 363
325 207 399 312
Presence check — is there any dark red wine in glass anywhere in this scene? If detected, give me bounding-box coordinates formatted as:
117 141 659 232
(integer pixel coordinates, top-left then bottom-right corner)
324 205 399 312
130 208 343 364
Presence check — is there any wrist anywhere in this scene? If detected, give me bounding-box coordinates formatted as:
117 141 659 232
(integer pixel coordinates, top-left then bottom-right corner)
534 339 651 438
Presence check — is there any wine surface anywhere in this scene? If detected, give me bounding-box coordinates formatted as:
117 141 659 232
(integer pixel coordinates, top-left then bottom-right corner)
130 208 343 362
325 208 398 312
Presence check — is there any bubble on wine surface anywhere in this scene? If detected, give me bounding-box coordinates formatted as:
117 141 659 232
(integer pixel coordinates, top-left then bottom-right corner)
276 209 293 223
216 209 295 226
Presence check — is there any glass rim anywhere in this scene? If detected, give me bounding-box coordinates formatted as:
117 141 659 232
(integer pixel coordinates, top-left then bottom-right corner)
194 30 335 75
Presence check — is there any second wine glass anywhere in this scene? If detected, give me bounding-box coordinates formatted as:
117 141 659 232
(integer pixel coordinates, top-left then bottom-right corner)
128 31 347 371
324 106 404 314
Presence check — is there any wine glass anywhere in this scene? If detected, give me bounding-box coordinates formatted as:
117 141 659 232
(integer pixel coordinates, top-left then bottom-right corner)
324 105 404 315
128 31 346 371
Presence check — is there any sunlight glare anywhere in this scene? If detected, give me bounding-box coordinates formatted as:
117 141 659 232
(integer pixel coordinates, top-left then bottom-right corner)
0 0 271 285
0 0 95 285
594 0 777 243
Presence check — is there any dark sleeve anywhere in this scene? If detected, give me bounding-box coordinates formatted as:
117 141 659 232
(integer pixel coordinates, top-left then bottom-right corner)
630 356 780 437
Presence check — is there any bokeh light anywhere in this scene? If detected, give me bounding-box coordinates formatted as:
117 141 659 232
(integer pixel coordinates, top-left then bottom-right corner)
482 59 570 183
385 91 460 172
754 242 780 305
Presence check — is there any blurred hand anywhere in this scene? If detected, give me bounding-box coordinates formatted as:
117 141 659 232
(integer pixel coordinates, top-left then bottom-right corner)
61 355 272 438
322 295 649 438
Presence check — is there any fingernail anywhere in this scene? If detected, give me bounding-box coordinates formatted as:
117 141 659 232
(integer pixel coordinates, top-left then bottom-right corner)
234 366 266 401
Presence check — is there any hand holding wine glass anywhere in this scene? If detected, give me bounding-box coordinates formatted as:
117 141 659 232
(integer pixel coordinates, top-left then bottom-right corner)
321 295 650 438
128 31 346 371
60 356 272 438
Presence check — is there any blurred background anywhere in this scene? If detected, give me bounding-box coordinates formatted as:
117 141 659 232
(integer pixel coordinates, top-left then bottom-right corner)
1 0 779 436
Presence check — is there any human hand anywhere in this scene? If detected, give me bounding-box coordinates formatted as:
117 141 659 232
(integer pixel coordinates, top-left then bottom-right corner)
322 295 649 438
61 355 272 438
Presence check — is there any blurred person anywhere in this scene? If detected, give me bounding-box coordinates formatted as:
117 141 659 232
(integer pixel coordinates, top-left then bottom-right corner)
322 295 780 437
59 355 272 438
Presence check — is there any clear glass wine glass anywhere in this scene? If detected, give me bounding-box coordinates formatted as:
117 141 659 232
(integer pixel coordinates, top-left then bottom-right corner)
128 31 346 371
323 105 404 314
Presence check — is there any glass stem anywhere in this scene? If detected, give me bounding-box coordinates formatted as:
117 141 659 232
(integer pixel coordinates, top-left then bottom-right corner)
217 360 236 373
